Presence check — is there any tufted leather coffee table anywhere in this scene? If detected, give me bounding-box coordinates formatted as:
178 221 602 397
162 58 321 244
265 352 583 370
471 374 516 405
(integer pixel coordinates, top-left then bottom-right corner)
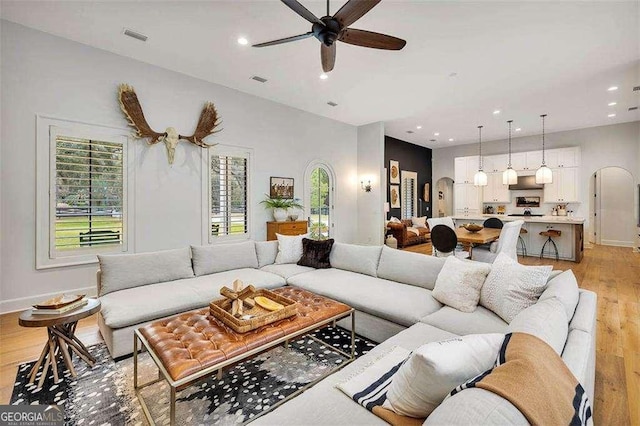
133 286 355 425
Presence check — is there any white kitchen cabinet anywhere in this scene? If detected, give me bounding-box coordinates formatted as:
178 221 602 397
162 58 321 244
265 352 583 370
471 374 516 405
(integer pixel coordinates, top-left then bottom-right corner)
511 151 542 171
454 183 481 215
454 156 480 184
527 223 574 260
483 154 508 173
545 147 580 168
483 173 511 203
543 168 579 203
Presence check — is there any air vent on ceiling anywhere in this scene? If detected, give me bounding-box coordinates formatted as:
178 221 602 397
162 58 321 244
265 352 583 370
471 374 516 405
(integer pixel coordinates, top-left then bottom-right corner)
406 130 414 134
429 139 436 142
123 28 148 42
327 101 338 107
629 106 638 111
633 86 640 91
250 76 268 83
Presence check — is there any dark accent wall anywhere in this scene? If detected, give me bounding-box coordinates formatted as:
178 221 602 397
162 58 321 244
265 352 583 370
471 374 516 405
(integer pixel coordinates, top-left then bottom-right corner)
384 136 433 219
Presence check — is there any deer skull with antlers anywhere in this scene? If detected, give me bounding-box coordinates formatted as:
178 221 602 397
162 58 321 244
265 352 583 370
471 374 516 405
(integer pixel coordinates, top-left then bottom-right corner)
118 84 221 164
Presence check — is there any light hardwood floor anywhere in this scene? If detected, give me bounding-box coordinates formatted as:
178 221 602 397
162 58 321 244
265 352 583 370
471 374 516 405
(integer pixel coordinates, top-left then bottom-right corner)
0 244 638 425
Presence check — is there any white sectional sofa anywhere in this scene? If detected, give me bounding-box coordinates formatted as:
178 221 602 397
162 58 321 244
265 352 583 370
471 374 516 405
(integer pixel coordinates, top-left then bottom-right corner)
96 240 596 424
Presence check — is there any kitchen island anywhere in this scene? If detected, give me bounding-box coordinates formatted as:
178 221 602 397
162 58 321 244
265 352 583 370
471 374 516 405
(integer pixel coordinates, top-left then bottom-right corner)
452 214 585 262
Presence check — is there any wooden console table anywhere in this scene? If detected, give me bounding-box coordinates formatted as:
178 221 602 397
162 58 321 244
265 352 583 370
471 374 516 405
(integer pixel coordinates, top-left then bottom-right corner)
267 220 308 240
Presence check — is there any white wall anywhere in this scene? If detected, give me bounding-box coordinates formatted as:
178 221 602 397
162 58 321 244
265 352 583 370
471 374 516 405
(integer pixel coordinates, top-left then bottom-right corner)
0 21 359 312
597 167 635 247
357 122 385 245
432 121 640 231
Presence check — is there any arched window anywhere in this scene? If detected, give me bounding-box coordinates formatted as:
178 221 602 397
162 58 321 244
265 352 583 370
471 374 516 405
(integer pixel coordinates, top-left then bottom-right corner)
304 161 335 240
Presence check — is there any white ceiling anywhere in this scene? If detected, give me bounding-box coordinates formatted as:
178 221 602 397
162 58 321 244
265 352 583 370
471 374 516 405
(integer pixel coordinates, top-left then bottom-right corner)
2 0 639 147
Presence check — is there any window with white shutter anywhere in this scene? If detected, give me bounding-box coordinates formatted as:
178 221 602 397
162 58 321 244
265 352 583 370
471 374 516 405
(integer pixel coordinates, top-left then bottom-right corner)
401 171 418 219
37 117 134 269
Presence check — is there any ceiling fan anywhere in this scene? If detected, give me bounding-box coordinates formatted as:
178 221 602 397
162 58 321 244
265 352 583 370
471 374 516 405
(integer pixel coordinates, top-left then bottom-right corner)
253 0 406 72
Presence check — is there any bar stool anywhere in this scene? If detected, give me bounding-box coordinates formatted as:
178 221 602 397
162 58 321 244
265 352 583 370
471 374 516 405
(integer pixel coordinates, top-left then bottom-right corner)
539 229 561 261
518 228 528 257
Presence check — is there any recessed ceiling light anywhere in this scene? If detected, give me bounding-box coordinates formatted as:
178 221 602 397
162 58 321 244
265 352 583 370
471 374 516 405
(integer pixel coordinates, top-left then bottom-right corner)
608 113 616 118
434 132 440 136
515 128 522 132
319 73 329 80
493 110 501 115
416 125 422 129
448 138 454 142
607 86 618 91
237 37 249 45
608 102 617 106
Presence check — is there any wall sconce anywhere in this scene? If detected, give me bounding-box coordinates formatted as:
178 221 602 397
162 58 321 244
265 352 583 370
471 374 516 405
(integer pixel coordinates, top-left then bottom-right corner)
361 180 372 192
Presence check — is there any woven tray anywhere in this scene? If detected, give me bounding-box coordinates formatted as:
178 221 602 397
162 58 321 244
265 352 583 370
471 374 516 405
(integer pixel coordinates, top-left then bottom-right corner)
209 288 298 333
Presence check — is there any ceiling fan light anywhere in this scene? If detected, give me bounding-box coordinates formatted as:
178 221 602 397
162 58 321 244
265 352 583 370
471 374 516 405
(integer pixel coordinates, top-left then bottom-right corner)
474 170 488 187
503 167 518 185
535 165 553 184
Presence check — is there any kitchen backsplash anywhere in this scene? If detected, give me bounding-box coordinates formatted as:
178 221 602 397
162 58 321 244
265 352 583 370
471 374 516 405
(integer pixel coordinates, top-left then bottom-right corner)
483 189 574 216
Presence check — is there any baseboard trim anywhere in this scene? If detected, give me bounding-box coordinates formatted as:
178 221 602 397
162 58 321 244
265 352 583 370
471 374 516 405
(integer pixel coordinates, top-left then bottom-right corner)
600 240 635 248
0 286 97 314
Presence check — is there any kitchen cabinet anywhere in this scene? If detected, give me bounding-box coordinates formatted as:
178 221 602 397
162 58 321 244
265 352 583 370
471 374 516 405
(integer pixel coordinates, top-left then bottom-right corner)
483 154 508 173
454 183 481 215
543 168 579 203
527 223 574 260
511 151 542 171
454 156 479 184
545 147 580 168
483 173 511 203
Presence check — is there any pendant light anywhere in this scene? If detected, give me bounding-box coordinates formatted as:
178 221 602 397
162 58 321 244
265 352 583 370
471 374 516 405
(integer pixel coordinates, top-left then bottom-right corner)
503 120 518 185
535 114 553 184
473 125 488 187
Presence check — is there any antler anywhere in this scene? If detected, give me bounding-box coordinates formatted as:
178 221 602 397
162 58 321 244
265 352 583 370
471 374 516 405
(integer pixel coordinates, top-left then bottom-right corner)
118 84 165 144
179 102 222 147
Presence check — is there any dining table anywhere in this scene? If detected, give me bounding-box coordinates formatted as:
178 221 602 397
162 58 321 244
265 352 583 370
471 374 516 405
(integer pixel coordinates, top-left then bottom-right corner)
455 227 502 253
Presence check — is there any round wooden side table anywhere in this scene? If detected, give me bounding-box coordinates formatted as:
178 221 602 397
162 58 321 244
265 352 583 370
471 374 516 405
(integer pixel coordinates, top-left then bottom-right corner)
19 298 101 388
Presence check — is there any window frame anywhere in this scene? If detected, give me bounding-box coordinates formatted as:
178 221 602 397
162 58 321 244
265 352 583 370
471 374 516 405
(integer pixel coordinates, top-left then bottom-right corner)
400 170 418 220
201 144 254 244
36 115 135 269
303 160 336 239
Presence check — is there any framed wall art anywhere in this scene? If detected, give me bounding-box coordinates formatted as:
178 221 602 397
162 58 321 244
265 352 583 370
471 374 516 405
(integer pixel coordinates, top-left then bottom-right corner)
390 185 400 208
270 177 294 199
389 160 400 184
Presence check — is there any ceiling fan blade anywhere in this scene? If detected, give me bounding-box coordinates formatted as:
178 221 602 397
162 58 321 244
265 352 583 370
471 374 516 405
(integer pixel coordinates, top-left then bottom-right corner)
281 0 325 26
253 32 314 48
333 0 381 28
339 28 406 50
321 43 336 72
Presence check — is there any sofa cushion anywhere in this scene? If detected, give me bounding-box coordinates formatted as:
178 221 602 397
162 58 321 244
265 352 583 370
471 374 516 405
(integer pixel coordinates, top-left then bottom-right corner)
98 248 194 296
569 290 597 333
420 306 508 336
298 238 334 269
426 388 528 425
275 233 308 264
480 252 552 323
385 334 504 418
329 243 382 277
507 298 568 355
260 264 315 280
255 240 278 268
376 245 446 290
100 268 285 329
288 269 442 326
191 241 258 276
539 270 580 320
432 257 491 312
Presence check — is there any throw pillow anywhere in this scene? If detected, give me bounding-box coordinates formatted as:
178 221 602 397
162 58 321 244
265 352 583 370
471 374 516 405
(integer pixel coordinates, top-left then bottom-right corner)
384 333 504 418
388 216 401 223
297 238 334 269
432 256 492 313
275 233 309 264
411 216 427 228
480 252 553 323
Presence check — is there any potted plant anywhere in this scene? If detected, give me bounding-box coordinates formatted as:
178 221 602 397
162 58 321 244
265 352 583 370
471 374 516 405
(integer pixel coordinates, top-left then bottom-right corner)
260 195 303 222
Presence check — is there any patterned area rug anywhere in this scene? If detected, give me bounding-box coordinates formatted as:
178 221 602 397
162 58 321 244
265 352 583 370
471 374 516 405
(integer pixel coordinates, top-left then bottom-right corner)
11 326 376 425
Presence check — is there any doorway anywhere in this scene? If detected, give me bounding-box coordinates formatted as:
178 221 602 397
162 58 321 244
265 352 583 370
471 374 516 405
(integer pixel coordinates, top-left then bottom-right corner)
436 177 454 217
590 167 635 247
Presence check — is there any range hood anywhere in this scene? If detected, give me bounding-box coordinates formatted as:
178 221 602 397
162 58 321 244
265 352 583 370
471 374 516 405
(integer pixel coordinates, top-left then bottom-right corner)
508 175 544 190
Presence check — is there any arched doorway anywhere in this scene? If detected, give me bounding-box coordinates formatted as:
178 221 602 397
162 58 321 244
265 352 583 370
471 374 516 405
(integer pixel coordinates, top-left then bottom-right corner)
304 161 335 240
436 177 454 217
589 166 635 247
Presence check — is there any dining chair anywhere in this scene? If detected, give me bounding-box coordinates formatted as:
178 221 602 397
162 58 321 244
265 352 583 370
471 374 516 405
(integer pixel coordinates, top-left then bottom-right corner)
427 217 457 256
430 225 469 259
472 220 524 263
